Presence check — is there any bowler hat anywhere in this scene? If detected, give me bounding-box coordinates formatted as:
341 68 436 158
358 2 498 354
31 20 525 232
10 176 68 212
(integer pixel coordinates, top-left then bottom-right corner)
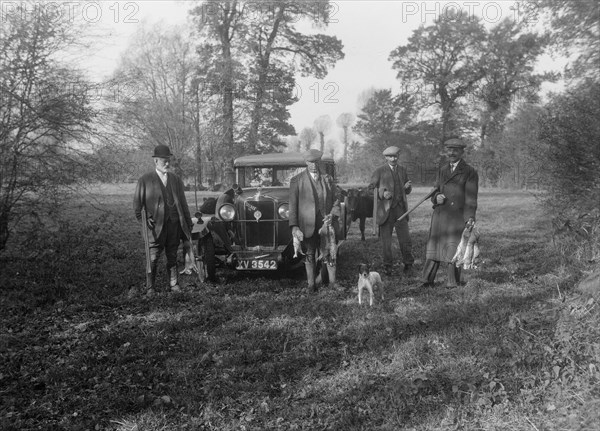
152 144 172 158
443 138 466 149
383 146 400 156
303 149 323 162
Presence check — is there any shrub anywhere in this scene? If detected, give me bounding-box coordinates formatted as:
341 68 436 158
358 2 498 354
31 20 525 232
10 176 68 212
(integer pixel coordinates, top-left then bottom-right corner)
538 79 600 267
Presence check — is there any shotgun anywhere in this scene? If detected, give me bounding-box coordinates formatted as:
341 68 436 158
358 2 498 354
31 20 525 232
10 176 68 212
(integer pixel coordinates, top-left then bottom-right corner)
372 186 378 236
396 187 437 223
140 205 152 278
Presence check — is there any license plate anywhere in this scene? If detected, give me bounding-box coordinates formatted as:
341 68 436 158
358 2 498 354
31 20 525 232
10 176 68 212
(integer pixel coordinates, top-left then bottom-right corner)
236 259 277 270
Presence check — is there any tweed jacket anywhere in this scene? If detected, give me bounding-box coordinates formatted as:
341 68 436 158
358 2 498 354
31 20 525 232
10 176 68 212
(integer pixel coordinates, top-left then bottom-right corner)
289 170 340 239
370 163 412 225
425 159 479 262
133 171 193 241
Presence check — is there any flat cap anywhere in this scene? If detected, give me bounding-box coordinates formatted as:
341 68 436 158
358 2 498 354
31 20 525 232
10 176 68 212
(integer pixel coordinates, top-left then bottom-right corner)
303 149 323 162
383 146 400 156
152 144 173 158
443 138 466 148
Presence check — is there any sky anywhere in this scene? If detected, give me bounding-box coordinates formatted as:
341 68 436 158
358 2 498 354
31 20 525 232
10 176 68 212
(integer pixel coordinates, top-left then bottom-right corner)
26 0 566 152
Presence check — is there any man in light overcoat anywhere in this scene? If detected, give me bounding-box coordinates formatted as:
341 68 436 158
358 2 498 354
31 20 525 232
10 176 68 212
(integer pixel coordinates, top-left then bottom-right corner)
422 138 479 288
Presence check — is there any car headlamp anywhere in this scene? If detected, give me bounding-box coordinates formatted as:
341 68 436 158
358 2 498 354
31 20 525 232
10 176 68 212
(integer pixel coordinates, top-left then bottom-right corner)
219 204 236 221
278 203 290 219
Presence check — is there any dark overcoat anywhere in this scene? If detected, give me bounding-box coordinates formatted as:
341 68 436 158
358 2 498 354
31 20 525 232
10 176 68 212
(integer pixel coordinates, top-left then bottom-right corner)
289 170 340 239
370 164 411 225
426 159 478 262
133 171 193 241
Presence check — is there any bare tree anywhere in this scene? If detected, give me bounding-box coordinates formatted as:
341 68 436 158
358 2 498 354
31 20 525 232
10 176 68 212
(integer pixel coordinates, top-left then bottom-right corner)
313 115 332 152
0 2 96 251
111 23 197 177
336 113 355 163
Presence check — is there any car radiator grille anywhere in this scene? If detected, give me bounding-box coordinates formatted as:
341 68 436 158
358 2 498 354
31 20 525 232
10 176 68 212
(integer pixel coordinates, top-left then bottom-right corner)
244 200 275 247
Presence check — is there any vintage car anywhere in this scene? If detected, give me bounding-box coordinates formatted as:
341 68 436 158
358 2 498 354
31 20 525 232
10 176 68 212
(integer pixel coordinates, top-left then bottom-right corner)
192 152 348 281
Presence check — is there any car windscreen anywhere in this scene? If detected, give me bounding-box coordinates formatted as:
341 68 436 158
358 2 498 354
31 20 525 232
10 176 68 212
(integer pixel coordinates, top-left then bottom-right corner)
238 166 305 187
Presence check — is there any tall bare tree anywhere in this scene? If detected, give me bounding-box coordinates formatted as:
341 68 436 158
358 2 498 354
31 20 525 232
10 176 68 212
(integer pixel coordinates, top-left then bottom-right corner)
336 112 355 163
313 114 332 153
112 24 198 176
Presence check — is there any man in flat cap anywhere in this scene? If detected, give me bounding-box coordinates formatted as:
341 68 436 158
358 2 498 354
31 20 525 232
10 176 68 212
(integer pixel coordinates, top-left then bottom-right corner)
369 146 414 276
132 144 193 296
422 138 478 288
289 149 341 293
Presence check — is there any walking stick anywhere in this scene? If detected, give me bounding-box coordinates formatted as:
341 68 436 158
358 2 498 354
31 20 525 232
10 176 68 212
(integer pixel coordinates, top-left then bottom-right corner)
396 187 437 223
140 205 152 281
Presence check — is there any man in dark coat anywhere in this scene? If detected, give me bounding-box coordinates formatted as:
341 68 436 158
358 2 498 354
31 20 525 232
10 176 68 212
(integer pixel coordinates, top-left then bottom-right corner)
289 149 341 292
422 138 479 288
133 144 193 296
370 146 414 275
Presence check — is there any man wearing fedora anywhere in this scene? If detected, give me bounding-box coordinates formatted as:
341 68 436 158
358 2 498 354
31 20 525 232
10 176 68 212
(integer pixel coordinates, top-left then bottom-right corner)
422 138 479 289
289 149 341 293
133 144 193 296
370 146 415 276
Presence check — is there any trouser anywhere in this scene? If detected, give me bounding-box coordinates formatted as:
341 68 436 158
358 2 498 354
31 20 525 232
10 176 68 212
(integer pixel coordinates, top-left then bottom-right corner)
303 230 337 289
422 259 462 286
149 218 182 271
380 207 414 268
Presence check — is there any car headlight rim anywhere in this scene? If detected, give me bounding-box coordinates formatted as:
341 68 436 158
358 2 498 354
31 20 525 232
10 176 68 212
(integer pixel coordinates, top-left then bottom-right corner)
219 204 236 221
278 203 290 219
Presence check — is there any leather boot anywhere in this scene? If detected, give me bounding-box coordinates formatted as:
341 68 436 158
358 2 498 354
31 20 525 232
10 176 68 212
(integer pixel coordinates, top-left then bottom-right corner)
446 263 461 289
145 261 158 297
305 261 317 293
326 264 339 290
421 260 439 288
168 266 181 292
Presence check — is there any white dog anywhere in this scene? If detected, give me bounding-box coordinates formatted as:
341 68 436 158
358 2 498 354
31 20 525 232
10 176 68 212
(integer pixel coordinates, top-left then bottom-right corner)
357 263 384 306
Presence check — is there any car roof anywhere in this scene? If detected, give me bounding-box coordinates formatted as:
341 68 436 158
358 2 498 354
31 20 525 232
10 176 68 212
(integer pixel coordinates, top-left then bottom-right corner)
234 151 334 167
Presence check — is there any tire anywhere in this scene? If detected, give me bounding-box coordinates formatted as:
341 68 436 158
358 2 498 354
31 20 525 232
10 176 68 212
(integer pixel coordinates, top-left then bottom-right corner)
198 234 216 282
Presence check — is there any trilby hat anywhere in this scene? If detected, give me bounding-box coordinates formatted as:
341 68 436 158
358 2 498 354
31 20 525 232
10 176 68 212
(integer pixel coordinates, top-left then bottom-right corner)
152 144 173 158
303 149 323 162
382 146 400 156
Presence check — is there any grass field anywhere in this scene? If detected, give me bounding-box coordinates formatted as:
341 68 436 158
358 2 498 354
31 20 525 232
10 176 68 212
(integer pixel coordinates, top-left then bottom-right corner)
1 185 598 430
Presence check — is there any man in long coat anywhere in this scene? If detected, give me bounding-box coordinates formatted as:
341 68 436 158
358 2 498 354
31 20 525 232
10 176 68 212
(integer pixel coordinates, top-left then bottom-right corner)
133 144 193 296
370 145 414 275
422 138 479 288
289 149 341 292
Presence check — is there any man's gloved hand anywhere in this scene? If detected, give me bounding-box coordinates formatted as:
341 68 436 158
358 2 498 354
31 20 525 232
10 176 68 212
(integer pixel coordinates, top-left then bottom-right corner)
292 226 304 241
404 180 412 190
146 216 155 230
466 217 475 227
383 190 393 200
436 194 446 205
